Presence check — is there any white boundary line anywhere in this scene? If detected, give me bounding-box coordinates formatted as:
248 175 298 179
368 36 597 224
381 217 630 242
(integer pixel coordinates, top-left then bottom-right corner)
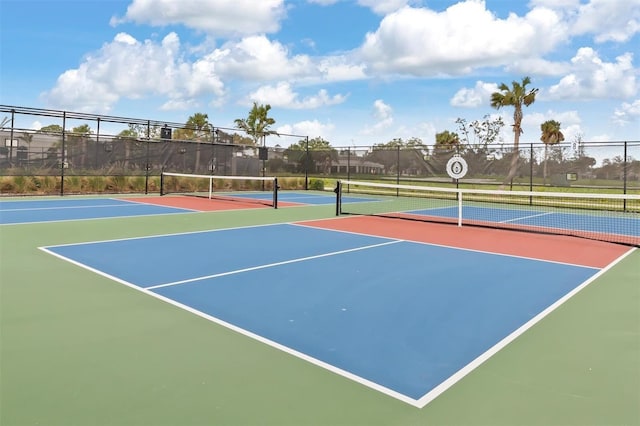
0 210 196 226
37 242 422 407
43 222 285 247
290 221 601 270
415 246 637 408
37 221 636 409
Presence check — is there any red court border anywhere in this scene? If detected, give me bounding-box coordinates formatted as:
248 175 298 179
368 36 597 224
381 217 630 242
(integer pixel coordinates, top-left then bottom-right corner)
122 196 299 211
300 216 630 269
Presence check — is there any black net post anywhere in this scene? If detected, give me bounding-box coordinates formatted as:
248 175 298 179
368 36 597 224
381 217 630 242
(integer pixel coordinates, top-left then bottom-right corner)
273 177 278 209
159 171 165 196
335 180 342 216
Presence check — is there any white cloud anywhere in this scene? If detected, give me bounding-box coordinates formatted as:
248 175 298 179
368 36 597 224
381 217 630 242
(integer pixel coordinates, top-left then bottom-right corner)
247 82 347 109
571 0 640 43
521 110 581 138
612 99 640 125
357 0 416 15
318 57 368 82
450 81 499 108
530 0 640 43
358 1 568 76
214 36 315 81
361 99 393 135
276 120 335 141
506 57 571 77
547 47 637 100
111 0 286 37
41 32 225 113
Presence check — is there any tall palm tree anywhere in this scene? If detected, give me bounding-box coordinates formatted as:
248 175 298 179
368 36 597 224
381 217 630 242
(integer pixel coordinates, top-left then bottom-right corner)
234 102 276 146
540 119 564 184
490 76 538 185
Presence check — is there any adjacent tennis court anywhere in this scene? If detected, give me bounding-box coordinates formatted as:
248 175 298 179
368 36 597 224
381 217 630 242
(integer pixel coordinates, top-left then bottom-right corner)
1 188 639 426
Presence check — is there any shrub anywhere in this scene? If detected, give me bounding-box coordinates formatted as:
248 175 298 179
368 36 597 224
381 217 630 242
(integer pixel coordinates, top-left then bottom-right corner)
308 178 325 190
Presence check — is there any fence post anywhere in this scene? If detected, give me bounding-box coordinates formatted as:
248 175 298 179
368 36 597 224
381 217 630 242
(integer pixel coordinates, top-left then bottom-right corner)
144 122 150 194
623 141 628 210
61 111 66 196
396 146 400 196
304 136 309 190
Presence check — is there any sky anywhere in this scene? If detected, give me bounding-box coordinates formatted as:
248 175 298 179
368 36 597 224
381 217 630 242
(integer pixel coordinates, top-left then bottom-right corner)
1 0 639 150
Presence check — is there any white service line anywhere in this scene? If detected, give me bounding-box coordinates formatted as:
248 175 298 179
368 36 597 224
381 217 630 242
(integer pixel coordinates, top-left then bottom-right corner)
146 239 402 290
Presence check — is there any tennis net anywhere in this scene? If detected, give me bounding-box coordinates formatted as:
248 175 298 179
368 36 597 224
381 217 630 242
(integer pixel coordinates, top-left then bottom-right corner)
336 180 640 246
160 172 279 208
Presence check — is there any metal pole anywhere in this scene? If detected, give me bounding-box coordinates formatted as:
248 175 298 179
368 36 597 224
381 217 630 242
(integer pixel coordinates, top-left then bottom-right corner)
305 136 309 190
145 120 150 194
61 111 66 196
95 118 101 169
529 143 534 205
623 141 628 211
396 145 400 196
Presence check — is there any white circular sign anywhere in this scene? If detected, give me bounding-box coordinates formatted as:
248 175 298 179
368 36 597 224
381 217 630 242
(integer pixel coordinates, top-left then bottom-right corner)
446 155 468 179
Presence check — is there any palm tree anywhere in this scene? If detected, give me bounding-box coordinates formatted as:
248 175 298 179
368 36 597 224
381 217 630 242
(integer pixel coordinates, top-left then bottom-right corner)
490 76 538 185
540 119 564 184
234 102 277 146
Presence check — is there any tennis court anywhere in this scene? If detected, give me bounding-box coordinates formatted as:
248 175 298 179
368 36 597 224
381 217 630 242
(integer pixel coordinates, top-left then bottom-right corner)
0 190 375 225
1 187 639 425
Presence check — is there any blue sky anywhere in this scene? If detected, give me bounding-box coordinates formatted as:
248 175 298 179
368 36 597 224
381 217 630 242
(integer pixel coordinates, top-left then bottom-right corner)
1 0 639 149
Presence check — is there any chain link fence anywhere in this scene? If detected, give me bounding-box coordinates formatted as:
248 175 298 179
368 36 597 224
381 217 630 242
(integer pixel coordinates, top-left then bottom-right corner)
1 105 638 195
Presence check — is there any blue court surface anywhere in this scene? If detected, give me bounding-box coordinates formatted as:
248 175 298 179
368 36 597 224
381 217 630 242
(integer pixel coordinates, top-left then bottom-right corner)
41 223 599 406
0 193 375 224
412 206 640 237
0 198 193 224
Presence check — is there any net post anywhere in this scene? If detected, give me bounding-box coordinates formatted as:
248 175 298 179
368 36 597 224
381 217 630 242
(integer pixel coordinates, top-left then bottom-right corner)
457 190 463 227
208 175 213 200
335 180 342 216
160 172 165 196
273 177 278 209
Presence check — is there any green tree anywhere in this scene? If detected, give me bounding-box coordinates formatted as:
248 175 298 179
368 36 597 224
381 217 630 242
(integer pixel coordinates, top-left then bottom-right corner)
490 76 538 184
540 119 565 183
435 130 460 148
366 138 429 175
67 124 92 169
234 102 276 146
38 124 63 134
185 112 213 173
285 137 336 174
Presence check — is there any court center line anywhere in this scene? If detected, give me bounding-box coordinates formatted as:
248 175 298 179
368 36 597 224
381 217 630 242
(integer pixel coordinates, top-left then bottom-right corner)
501 211 555 223
146 239 402 290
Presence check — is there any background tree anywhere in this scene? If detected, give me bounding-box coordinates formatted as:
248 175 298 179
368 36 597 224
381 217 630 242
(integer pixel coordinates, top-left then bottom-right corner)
285 137 336 174
540 119 564 184
234 102 276 146
38 124 63 134
490 76 538 185
455 115 504 176
18 132 34 168
366 138 429 175
67 124 92 169
185 112 213 172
